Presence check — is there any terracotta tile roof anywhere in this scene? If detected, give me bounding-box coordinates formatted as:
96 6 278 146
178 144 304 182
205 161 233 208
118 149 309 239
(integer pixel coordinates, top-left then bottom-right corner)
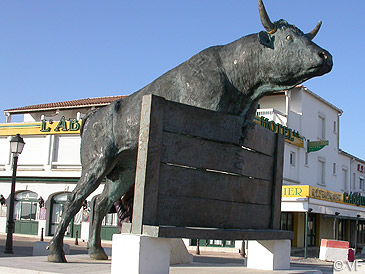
4 95 127 114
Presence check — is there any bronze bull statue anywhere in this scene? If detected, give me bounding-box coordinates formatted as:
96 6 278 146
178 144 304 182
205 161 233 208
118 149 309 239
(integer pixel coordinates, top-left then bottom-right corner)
48 0 332 262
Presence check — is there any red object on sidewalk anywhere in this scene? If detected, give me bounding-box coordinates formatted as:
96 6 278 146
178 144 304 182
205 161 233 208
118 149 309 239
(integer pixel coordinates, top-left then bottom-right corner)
348 248 355 262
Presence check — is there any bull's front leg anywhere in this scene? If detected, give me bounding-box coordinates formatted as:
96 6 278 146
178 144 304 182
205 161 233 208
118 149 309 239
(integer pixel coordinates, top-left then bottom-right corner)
48 167 106 262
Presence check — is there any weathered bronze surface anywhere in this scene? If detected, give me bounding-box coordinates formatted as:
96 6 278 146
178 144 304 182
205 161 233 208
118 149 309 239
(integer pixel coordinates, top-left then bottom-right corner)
48 0 332 263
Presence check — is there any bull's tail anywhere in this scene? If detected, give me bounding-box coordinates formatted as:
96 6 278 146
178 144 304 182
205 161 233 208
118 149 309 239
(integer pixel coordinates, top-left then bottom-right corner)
80 109 98 137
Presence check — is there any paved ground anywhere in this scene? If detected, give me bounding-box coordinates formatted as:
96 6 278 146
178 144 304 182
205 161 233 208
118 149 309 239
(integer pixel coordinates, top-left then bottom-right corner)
0 233 337 273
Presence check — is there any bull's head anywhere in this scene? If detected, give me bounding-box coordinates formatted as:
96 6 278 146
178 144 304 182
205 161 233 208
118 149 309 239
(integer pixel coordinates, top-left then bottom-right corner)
256 0 332 89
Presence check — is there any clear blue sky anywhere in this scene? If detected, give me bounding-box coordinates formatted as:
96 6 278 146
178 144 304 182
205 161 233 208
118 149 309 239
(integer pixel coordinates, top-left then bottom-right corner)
1 1 364 159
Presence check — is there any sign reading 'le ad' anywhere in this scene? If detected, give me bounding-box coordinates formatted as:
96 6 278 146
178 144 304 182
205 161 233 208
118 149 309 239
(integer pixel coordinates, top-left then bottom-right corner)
41 116 81 133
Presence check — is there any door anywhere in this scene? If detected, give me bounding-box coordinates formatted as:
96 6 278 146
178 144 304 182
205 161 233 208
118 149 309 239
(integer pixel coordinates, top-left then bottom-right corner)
14 191 39 235
50 193 81 238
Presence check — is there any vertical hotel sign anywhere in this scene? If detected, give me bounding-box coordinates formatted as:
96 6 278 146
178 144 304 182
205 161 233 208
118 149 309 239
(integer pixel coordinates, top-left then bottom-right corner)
0 116 82 136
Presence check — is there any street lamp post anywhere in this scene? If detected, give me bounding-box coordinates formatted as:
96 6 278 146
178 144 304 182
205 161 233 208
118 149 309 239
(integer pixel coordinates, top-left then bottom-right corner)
304 208 313 259
4 134 25 254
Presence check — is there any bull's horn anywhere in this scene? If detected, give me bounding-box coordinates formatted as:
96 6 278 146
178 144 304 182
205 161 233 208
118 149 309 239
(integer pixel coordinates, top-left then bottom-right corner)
257 0 277 34
306 21 322 40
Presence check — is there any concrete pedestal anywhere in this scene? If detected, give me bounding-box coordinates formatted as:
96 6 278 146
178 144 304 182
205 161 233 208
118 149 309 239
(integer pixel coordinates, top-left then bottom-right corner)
170 239 193 265
111 234 171 274
247 240 291 270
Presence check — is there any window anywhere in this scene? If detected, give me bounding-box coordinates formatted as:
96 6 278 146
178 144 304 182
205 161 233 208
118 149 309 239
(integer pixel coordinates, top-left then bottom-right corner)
290 151 296 166
318 114 326 139
307 213 317 246
280 212 294 231
14 191 38 221
342 168 348 191
318 158 326 186
333 121 337 133
333 163 337 175
360 177 364 191
102 213 117 226
305 152 309 166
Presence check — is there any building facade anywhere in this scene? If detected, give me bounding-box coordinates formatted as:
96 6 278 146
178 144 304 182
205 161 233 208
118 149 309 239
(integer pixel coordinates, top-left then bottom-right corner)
257 86 365 251
0 96 124 241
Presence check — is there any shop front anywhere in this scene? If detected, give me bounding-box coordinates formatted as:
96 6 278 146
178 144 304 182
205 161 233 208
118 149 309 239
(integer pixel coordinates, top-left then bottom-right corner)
282 185 365 251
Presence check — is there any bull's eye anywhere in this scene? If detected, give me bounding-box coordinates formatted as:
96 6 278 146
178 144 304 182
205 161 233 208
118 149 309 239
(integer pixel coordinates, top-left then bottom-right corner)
286 35 293 41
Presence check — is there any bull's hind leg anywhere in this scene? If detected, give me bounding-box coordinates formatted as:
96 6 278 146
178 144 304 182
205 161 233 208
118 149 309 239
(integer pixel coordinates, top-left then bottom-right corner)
47 163 113 263
88 168 135 260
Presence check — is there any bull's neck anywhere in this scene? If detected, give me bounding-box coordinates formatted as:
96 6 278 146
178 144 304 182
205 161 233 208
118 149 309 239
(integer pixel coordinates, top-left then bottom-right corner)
219 34 264 119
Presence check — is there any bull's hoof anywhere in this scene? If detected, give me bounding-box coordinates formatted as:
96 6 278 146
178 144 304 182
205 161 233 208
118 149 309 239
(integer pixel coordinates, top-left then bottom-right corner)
48 252 67 263
90 247 108 260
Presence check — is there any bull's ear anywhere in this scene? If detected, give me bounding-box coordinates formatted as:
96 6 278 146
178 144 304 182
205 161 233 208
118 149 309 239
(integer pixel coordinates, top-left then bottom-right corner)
259 31 274 49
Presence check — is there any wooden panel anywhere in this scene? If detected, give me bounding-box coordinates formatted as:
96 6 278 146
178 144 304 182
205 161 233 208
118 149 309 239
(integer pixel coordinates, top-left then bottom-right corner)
270 133 285 229
161 132 274 181
241 121 277 156
131 95 165 234
156 196 272 229
159 163 272 205
162 100 276 156
163 100 243 145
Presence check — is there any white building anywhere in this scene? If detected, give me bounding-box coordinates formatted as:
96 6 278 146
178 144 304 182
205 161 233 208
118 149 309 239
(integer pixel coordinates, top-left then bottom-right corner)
1 86 365 252
0 96 124 241
258 86 365 250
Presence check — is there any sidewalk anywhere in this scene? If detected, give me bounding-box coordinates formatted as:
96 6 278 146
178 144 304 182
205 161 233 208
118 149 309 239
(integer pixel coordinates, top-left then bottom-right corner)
0 233 334 273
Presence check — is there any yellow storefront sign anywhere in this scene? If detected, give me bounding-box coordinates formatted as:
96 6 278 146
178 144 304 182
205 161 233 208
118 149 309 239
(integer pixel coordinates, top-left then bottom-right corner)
282 185 359 207
282 185 310 198
0 116 81 136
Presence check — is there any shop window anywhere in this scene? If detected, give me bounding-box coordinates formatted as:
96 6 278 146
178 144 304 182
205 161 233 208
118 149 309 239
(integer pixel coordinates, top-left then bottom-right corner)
14 191 38 221
280 212 294 231
358 222 365 244
338 219 346 241
50 192 81 237
102 212 118 226
307 213 317 246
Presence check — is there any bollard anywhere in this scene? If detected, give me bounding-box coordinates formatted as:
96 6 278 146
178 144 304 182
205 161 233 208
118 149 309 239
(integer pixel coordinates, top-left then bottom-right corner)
196 239 200 255
240 240 246 257
75 231 79 245
40 228 44 242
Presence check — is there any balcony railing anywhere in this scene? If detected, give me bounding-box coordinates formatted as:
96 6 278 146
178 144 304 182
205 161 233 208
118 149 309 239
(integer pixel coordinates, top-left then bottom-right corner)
256 108 287 126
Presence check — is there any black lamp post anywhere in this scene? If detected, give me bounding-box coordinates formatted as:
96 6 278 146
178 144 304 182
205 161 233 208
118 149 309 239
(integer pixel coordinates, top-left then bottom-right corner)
304 208 313 259
4 134 25 254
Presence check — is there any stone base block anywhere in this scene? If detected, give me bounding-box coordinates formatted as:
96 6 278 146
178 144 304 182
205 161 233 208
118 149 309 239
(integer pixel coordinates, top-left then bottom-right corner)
111 234 170 274
170 239 192 265
33 241 70 256
247 240 290 270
